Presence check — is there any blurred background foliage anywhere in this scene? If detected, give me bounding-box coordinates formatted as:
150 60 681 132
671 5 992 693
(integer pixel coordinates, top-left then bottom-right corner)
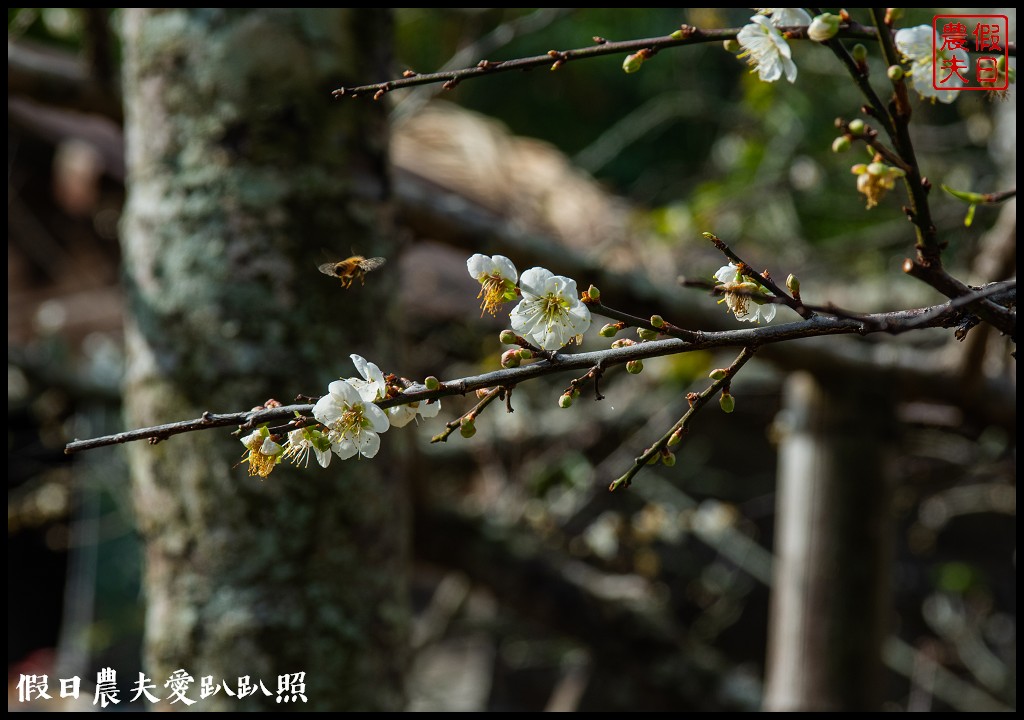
8 7 1015 711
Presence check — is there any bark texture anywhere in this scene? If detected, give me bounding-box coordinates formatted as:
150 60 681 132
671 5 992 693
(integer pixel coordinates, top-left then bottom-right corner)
120 9 406 710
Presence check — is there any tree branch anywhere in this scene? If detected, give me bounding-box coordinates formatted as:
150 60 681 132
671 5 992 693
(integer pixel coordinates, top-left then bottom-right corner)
64 293 1008 455
333 23 885 99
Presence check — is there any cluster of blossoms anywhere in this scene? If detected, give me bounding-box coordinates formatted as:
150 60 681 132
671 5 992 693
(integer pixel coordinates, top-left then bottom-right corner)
240 355 440 478
713 263 776 324
468 254 592 351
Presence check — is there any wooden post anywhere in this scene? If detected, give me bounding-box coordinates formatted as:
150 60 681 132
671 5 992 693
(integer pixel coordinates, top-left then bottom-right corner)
763 371 893 711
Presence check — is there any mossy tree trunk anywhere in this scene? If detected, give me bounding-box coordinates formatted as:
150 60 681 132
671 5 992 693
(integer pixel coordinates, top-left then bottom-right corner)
120 9 406 711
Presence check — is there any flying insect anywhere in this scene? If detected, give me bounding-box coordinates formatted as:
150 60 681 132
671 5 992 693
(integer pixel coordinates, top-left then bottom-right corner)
318 255 387 289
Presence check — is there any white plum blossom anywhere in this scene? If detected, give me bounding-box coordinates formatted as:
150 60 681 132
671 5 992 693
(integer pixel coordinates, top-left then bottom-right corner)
737 14 799 84
510 267 592 351
282 427 333 469
467 253 519 316
348 354 387 402
313 379 390 460
895 25 968 104
388 399 442 428
756 8 812 28
714 263 776 324
239 427 284 478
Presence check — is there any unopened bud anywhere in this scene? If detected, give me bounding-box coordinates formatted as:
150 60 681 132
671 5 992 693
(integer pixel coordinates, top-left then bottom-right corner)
599 323 620 338
558 393 573 408
887 64 904 81
499 329 517 345
570 387 581 400
424 376 440 391
723 38 740 53
460 418 476 438
668 430 684 447
786 274 800 295
719 392 735 414
587 285 601 301
808 13 840 42
611 338 636 349
848 118 866 135
867 161 888 176
626 360 644 375
646 450 659 465
622 52 645 74
501 349 521 368
852 44 868 63
708 368 728 381
661 451 677 467
650 315 665 328
637 327 659 341
832 136 851 153
518 349 533 360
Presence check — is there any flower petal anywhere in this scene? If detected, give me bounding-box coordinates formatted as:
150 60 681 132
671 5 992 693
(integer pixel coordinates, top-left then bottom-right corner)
364 402 391 433
761 8 811 27
357 431 381 458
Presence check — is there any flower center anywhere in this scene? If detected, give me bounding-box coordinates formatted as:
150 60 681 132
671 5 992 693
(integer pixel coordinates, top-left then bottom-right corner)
478 274 508 316
333 405 367 437
540 292 568 323
243 440 278 477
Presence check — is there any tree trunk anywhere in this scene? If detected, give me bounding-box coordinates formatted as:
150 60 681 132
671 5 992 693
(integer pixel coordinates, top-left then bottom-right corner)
763 371 893 711
120 9 406 711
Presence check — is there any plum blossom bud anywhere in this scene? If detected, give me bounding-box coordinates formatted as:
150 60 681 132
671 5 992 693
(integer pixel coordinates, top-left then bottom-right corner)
852 43 868 62
499 329 518 345
832 136 851 153
460 418 476 438
424 376 440 391
599 323 620 338
808 13 840 42
887 64 904 81
586 285 601 301
622 52 645 74
719 391 735 413
708 368 728 381
558 393 574 408
661 451 677 467
786 274 800 295
637 327 659 341
650 315 665 328
626 360 644 375
501 349 521 368
848 118 866 135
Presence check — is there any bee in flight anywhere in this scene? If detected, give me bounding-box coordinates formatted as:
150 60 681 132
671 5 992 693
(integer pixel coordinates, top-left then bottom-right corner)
318 255 387 289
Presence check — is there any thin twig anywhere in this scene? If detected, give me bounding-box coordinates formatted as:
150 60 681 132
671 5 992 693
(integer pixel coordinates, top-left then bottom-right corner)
609 347 757 491
333 24 885 99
